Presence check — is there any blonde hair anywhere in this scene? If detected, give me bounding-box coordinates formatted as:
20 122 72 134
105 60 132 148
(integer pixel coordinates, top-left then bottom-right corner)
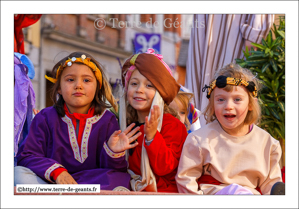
173 91 194 130
203 63 262 125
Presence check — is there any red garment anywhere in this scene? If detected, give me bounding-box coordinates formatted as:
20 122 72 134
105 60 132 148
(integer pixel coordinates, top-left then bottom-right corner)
281 166 285 183
63 104 95 149
14 14 42 54
128 114 188 193
197 175 262 195
197 175 222 186
51 167 67 181
50 104 95 181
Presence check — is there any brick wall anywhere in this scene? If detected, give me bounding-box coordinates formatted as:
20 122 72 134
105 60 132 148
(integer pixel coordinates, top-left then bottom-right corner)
50 14 77 36
47 14 125 49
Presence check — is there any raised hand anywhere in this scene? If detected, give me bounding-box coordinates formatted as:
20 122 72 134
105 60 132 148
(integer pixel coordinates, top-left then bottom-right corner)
56 171 78 184
33 108 40 115
144 105 161 141
107 123 141 153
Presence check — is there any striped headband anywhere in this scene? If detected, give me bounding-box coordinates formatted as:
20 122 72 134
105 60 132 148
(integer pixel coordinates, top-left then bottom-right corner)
123 48 173 90
45 54 103 88
202 75 257 99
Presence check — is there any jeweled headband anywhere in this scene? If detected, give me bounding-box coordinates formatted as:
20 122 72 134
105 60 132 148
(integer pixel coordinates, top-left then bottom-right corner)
45 54 103 88
202 75 257 99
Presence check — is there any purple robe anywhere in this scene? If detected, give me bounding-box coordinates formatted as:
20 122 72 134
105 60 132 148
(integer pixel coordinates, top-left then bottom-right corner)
14 54 36 157
17 106 131 190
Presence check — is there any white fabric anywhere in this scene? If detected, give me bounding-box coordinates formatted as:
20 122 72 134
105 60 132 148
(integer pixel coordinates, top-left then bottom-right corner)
117 85 129 161
190 109 202 132
14 166 48 185
176 120 282 195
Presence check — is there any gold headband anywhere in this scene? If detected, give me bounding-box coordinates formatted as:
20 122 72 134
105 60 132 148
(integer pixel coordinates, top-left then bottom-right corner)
45 54 103 88
202 76 257 99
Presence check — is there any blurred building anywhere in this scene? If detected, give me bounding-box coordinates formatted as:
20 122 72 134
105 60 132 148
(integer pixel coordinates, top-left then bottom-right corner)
23 14 191 110
20 14 284 110
176 14 193 86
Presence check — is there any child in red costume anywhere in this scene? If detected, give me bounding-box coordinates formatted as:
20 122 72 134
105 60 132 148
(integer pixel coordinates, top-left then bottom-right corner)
121 49 188 193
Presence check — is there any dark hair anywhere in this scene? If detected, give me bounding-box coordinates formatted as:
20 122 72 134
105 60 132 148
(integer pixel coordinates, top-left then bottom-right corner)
49 51 118 117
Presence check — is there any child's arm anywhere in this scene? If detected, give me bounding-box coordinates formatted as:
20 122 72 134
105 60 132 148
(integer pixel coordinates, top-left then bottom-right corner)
259 141 283 195
107 123 141 152
143 115 188 176
175 133 204 194
144 105 160 140
99 116 141 171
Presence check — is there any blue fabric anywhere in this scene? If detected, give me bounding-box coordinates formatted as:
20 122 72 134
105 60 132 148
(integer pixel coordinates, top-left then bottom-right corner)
14 52 35 79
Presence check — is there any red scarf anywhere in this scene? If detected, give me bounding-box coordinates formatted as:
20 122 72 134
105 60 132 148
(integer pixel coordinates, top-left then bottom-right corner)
63 104 95 148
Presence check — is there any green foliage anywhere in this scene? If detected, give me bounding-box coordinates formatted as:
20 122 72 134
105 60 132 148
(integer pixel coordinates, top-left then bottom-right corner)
236 16 285 143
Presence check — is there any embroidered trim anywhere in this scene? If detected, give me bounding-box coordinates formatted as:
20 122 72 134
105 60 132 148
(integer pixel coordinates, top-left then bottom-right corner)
62 116 81 162
103 141 125 158
44 163 64 183
61 109 107 163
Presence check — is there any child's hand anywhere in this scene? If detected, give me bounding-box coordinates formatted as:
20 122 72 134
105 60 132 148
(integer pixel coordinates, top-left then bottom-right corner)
107 123 141 153
144 105 160 141
33 109 40 115
56 171 78 184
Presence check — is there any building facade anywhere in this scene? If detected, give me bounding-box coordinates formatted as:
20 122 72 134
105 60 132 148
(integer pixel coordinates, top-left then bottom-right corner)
23 14 190 110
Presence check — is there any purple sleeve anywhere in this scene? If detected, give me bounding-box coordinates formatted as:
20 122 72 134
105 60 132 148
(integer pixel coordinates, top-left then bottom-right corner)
99 114 128 172
16 113 64 183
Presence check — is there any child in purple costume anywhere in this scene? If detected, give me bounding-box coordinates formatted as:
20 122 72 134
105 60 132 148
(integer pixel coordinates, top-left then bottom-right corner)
15 52 141 190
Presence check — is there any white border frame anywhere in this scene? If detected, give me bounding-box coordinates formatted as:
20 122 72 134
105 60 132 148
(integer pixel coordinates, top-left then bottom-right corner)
1 1 298 208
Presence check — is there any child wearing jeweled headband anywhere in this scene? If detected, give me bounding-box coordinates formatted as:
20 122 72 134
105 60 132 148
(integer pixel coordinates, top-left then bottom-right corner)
176 63 284 195
15 52 139 190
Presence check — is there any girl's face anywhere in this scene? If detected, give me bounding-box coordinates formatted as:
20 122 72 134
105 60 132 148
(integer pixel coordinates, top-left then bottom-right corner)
213 86 252 136
127 70 156 122
169 98 186 124
58 64 97 114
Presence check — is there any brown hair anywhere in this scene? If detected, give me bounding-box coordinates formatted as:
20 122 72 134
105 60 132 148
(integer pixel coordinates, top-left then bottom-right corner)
203 63 262 125
172 91 194 130
49 51 118 117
